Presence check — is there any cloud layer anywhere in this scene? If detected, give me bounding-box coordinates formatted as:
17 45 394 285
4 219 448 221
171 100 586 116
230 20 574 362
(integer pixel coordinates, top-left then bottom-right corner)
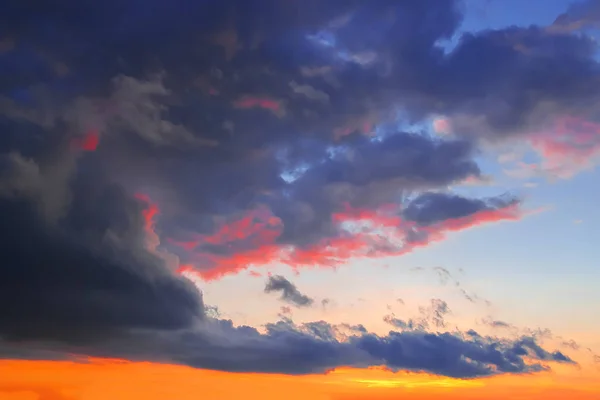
0 0 595 378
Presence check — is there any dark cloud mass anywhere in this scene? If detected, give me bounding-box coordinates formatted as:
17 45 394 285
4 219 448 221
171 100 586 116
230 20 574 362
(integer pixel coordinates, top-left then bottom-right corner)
0 0 592 377
4 317 575 378
0 156 204 342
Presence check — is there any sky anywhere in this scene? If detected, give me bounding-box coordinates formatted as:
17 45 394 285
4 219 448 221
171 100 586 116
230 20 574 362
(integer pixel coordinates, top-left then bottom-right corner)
1 0 600 399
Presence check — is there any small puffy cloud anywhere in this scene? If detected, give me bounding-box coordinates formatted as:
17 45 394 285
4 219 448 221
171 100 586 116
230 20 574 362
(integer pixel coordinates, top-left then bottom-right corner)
265 275 315 307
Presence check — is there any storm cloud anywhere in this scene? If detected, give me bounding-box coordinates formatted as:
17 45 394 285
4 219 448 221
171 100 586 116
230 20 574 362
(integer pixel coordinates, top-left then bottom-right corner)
0 152 204 343
0 0 594 377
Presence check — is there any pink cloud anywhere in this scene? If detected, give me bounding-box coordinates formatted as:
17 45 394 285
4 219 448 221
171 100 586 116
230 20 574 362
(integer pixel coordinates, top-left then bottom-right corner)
172 202 522 281
529 116 600 178
432 117 451 135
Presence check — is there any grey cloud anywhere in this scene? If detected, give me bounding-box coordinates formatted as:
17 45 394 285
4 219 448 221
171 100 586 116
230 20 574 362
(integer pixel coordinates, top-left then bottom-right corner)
411 266 492 306
383 315 427 331
279 306 292 315
483 318 514 330
3 316 574 378
435 26 600 142
265 275 315 307
419 299 451 329
5 74 218 149
561 339 581 351
384 298 451 331
0 0 534 277
321 298 332 309
403 192 518 226
289 81 330 103
0 146 204 343
103 75 219 148
271 133 482 247
0 0 592 376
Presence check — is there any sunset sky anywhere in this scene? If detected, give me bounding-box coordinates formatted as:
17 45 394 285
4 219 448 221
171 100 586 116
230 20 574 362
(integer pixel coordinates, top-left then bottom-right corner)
1 0 599 399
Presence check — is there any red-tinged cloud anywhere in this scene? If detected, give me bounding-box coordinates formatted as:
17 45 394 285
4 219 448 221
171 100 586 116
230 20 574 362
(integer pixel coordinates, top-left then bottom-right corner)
233 96 284 116
432 117 449 132
405 205 521 250
529 116 600 178
192 242 282 281
171 206 283 252
70 129 100 152
205 207 282 245
173 194 521 280
422 204 521 234
134 194 180 271
333 117 375 140
332 203 402 228
135 193 159 233
169 237 202 251
1 0 593 375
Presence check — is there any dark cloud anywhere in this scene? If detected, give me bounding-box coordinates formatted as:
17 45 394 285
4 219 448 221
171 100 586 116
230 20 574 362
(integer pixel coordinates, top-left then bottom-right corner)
403 192 518 226
3 315 575 378
271 133 481 246
435 27 599 139
0 0 593 377
0 141 203 344
265 275 314 307
0 0 537 280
